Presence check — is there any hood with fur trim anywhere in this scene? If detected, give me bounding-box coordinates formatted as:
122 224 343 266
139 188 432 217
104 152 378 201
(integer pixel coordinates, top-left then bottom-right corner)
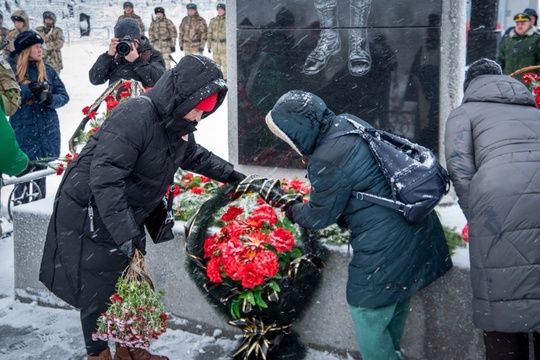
265 90 335 156
144 55 227 133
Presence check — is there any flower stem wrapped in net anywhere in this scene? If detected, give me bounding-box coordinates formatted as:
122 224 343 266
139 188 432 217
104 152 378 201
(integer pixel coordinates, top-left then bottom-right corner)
92 249 169 349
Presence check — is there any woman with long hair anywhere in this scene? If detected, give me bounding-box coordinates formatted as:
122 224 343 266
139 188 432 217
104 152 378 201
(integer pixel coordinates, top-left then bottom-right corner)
8 30 69 199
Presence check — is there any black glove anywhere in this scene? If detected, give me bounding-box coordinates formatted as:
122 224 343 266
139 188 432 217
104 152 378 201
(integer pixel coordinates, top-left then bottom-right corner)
119 235 146 259
284 204 296 223
227 170 246 183
208 48 211 53
28 82 43 97
16 160 36 177
170 46 176 53
42 92 53 105
198 48 204 53
180 46 183 52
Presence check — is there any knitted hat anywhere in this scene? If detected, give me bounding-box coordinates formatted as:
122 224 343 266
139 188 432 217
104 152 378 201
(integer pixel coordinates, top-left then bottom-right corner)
463 58 502 91
154 7 165 15
12 31 44 55
114 18 141 39
186 3 197 10
123 1 134 9
217 3 226 11
195 93 218 112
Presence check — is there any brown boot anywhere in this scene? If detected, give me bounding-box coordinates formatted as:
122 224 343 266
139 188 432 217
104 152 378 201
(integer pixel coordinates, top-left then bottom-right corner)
87 347 112 360
114 344 169 360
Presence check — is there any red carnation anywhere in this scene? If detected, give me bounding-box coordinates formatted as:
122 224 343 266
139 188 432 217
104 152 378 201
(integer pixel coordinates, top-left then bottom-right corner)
206 257 223 283
82 106 90 115
221 206 244 222
254 250 279 278
239 263 265 289
56 163 65 176
107 100 120 110
461 223 469 243
110 293 123 303
248 205 278 227
190 186 205 194
269 227 295 252
87 111 98 120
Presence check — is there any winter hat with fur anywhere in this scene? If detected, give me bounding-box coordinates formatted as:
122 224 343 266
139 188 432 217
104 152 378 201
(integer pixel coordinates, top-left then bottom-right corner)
12 31 44 56
463 58 502 91
114 18 141 39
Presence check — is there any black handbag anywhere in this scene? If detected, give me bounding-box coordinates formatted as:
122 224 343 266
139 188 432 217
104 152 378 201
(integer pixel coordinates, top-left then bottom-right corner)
144 185 176 244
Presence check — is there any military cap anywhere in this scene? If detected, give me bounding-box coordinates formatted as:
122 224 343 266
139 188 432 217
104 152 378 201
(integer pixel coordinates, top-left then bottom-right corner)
186 3 197 10
154 7 165 15
43 11 56 21
217 3 226 11
514 13 531 23
123 1 134 8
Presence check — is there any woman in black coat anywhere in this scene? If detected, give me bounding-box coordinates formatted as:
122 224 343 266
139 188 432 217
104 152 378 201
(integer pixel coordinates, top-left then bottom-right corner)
39 55 244 360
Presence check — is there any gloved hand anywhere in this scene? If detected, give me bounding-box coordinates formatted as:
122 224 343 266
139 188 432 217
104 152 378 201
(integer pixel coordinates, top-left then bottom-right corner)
16 160 37 177
227 170 246 183
180 46 183 52
230 174 265 200
284 204 296 223
170 46 176 53
41 92 53 105
119 235 146 259
28 82 43 98
208 48 212 53
198 48 204 53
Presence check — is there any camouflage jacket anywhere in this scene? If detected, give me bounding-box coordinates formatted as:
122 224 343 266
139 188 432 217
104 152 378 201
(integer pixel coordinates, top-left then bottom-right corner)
0 57 20 116
0 26 8 45
118 12 145 35
36 25 64 72
207 14 226 50
4 10 29 58
149 17 177 53
179 13 207 49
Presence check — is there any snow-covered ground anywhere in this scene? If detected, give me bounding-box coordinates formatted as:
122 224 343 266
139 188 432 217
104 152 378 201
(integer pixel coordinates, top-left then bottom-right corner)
0 8 469 358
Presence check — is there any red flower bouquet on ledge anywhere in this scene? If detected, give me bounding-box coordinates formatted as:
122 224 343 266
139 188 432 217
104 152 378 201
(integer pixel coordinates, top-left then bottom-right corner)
204 203 302 319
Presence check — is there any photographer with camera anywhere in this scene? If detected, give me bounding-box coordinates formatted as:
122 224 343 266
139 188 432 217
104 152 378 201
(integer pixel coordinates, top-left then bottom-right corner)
89 18 165 88
7 30 69 199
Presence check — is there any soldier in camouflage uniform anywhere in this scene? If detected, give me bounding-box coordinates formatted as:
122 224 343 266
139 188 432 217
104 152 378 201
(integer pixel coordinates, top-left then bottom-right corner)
4 10 29 59
36 11 64 74
0 11 9 50
179 3 207 56
207 3 226 79
0 56 20 116
149 7 177 69
118 1 145 36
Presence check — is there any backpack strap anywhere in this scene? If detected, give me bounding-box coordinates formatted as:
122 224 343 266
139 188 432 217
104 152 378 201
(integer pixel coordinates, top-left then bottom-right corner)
350 191 411 213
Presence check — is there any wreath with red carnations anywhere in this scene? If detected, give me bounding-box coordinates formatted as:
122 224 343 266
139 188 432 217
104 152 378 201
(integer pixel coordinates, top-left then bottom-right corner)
184 177 326 360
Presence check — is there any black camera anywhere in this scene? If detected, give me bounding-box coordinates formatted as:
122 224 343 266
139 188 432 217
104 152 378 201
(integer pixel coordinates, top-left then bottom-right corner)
116 36 133 56
36 81 50 104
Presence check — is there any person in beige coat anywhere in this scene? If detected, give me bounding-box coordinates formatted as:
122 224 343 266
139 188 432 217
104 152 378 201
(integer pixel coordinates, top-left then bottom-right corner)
149 7 177 69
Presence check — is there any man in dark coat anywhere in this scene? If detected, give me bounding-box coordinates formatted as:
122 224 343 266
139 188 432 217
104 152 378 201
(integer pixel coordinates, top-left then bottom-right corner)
265 90 452 360
40 55 245 360
445 58 540 359
89 18 165 87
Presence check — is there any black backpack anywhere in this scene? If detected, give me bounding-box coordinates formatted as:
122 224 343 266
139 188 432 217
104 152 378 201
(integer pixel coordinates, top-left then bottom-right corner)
320 118 451 225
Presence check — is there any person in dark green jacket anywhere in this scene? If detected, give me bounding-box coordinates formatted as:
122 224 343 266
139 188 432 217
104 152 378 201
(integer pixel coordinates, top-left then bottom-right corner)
498 12 540 76
265 90 452 360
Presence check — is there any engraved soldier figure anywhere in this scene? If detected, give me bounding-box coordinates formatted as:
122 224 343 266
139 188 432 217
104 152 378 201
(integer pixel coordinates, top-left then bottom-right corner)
149 7 177 69
207 3 227 79
179 3 207 56
36 11 64 74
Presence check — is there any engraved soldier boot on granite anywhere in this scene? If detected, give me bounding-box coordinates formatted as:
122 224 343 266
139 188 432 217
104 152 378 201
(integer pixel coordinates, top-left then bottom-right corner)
302 0 341 75
348 0 372 76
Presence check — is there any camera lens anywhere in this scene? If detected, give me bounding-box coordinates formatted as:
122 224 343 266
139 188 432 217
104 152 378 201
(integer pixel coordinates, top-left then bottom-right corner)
116 41 132 56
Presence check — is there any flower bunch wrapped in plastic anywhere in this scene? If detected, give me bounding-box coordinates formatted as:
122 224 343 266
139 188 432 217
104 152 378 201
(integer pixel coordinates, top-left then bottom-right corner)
522 72 540 108
172 170 224 221
204 203 302 318
92 250 169 349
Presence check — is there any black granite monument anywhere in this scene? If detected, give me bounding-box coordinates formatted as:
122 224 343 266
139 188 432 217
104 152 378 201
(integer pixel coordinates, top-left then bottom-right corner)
236 0 442 168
